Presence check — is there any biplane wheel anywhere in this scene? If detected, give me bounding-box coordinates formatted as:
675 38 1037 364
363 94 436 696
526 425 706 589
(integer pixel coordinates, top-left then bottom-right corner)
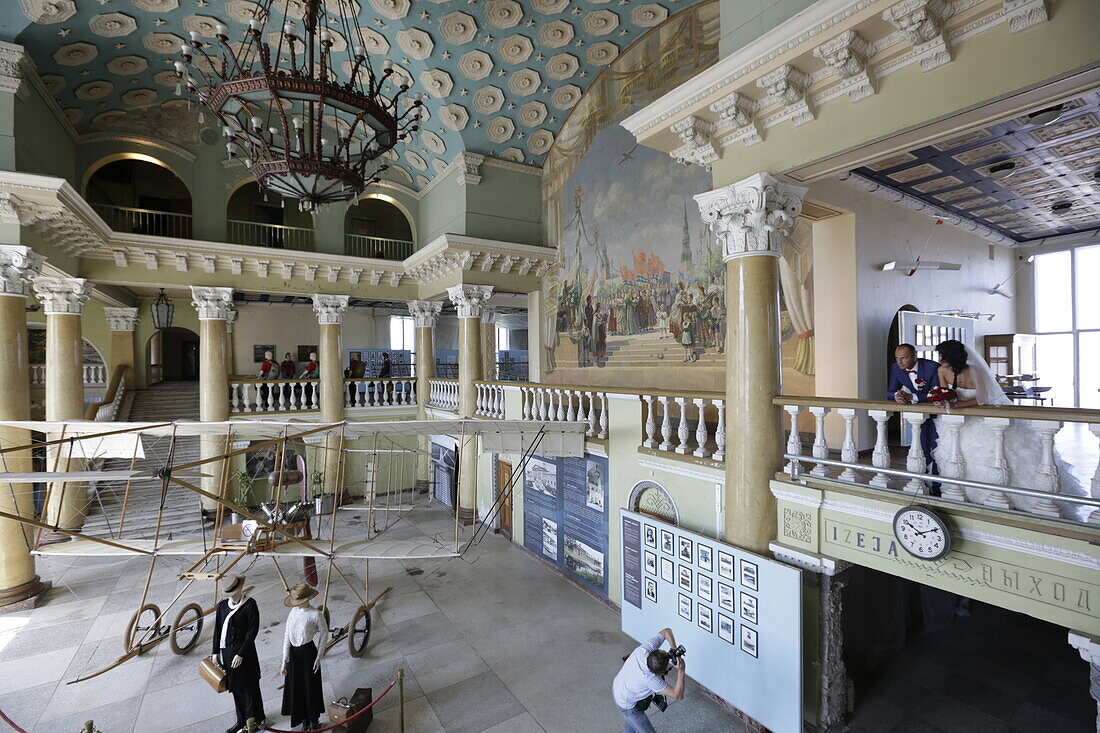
124 603 162 654
348 605 371 658
169 603 204 655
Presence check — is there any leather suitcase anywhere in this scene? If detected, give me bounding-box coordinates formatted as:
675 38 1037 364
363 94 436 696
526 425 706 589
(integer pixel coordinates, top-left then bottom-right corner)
328 687 373 732
199 658 228 693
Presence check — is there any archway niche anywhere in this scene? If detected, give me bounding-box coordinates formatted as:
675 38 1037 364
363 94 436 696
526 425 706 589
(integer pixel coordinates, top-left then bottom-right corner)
343 195 414 260
147 327 199 383
226 181 315 250
85 158 192 238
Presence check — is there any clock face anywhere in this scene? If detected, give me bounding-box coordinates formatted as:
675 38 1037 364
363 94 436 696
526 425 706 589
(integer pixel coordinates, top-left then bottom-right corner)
893 506 951 561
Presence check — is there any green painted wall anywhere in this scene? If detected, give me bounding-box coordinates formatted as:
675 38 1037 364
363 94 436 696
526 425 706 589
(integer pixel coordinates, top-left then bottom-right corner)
418 167 467 245
12 87 76 183
464 165 544 246
719 0 818 59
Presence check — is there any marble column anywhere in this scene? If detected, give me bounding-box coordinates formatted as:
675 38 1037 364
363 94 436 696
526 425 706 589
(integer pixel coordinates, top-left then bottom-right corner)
104 307 139 375
448 284 493 525
313 294 349 495
1069 632 1100 731
191 286 233 512
0 246 49 610
225 307 237 377
481 306 498 381
696 173 806 552
34 276 92 532
409 300 442 492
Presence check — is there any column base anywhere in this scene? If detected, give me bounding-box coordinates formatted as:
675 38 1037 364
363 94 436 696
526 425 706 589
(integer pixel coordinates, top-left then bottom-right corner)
414 479 431 495
457 507 478 526
0 576 51 614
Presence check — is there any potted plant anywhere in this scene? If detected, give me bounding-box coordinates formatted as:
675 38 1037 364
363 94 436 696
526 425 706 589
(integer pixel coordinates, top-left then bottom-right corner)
229 469 255 524
311 470 335 516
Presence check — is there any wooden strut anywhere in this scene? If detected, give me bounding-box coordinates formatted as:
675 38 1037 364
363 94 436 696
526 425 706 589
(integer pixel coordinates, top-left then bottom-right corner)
34 424 67 549
322 585 391 654
115 426 144 539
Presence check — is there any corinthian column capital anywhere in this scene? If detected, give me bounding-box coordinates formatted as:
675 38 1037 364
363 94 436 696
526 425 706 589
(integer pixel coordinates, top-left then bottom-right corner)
225 307 237 333
447 284 493 318
312 294 350 325
408 299 443 328
190 286 235 320
104 307 139 332
0 245 45 297
694 173 807 262
33 276 91 315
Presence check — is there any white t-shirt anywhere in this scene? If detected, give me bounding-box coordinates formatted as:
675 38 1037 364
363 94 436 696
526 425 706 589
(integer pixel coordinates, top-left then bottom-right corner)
612 635 668 710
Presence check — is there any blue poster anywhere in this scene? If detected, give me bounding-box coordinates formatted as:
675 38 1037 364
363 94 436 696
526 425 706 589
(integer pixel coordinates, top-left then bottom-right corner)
523 453 609 595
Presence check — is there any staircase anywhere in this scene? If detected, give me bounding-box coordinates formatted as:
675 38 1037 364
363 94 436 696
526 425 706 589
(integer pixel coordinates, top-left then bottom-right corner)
556 331 725 368
83 382 209 541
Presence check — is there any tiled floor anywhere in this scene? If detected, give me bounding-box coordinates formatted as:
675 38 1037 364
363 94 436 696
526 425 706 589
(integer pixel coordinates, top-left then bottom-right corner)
0 507 746 733
845 598 1096 733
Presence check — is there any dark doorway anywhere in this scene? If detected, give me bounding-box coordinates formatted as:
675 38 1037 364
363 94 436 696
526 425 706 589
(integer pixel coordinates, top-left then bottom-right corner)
887 305 920 442
151 327 200 381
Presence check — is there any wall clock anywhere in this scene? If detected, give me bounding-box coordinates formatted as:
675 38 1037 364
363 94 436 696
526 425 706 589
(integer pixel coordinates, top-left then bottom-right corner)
892 505 951 561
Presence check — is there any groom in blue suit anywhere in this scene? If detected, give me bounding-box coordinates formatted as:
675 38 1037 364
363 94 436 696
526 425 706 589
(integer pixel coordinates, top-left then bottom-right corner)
886 344 941 494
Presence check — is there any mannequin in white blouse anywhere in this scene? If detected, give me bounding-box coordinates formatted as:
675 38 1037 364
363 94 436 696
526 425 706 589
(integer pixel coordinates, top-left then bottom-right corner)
281 583 327 731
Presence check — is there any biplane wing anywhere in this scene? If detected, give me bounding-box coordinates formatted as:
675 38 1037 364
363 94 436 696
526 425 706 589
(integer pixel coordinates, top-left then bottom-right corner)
32 537 459 560
0 470 210 482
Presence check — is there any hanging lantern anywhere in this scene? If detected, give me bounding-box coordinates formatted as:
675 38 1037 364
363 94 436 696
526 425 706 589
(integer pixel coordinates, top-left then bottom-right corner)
151 288 174 330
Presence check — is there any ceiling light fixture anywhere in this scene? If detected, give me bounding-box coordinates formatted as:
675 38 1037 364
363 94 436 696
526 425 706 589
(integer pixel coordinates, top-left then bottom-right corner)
176 0 422 213
1050 201 1073 214
1025 104 1065 126
987 161 1016 180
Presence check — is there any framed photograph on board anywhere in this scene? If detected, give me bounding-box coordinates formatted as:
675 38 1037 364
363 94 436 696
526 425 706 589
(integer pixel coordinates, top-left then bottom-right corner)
697 573 712 603
660 557 674 584
739 592 758 625
253 344 276 362
697 543 713 572
678 565 692 593
678 536 693 563
718 582 734 612
678 593 692 622
697 603 713 633
718 551 734 580
739 559 759 591
644 551 657 576
297 345 317 362
644 577 657 603
661 530 674 555
644 525 657 549
740 625 759 658
718 613 735 644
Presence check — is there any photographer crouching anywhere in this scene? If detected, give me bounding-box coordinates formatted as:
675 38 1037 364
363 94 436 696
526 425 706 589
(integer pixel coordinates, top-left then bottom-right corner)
612 627 686 733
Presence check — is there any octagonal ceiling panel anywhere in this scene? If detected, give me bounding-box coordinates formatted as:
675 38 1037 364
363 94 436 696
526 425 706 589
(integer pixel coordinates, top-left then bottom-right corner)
5 0 712 191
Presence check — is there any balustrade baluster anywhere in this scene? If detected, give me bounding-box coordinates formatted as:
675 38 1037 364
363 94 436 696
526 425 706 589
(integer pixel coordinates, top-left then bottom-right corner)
674 397 690 454
783 405 803 473
520 387 529 420
278 382 289 412
809 406 830 477
658 396 673 451
868 410 891 488
713 399 725 461
837 408 858 481
937 414 967 501
599 393 608 439
902 412 927 493
566 391 577 422
1030 421 1062 519
584 392 596 437
556 389 566 422
982 417 1012 509
229 383 239 413
643 395 657 448
693 399 711 458
240 383 251 413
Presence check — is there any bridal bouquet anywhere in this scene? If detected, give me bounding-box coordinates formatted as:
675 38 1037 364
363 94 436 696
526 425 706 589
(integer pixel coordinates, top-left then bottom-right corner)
927 385 958 403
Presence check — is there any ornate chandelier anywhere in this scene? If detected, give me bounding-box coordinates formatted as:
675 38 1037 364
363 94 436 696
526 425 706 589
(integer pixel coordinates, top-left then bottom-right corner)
176 0 422 212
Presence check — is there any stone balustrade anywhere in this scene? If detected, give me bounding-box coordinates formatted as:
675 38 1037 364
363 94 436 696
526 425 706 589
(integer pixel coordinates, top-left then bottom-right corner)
475 382 506 419
640 391 725 460
428 378 459 412
519 384 608 439
228 377 417 413
345 378 416 408
29 363 107 386
777 396 1100 525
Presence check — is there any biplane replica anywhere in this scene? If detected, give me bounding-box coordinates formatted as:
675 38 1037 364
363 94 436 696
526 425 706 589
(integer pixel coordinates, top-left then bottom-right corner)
0 417 584 684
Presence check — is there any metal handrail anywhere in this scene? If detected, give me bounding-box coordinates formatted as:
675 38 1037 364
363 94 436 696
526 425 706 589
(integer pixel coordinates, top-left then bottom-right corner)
784 453 1100 510
774 395 1100 424
92 203 193 218
344 233 414 260
225 218 313 233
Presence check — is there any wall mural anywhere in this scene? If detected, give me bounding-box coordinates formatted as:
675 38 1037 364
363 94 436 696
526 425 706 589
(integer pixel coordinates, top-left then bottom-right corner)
779 220 816 395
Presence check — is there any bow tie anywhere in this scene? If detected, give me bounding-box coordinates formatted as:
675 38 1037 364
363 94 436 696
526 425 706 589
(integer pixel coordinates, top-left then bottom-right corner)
904 369 917 374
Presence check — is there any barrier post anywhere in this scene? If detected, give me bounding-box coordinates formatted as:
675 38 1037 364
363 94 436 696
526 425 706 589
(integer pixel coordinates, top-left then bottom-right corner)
398 668 406 732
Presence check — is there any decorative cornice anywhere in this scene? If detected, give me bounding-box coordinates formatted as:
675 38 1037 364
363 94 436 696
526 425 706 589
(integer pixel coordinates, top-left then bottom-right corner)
225 307 237 333
636 457 725 485
455 151 484 186
190 286 234 320
1068 631 1100 667
404 233 556 286
408 299 443 328
756 65 814 127
769 542 850 576
312 294 350 325
104 306 139 332
447 284 493 318
695 173 807 261
882 0 953 72
0 43 30 101
770 485 824 509
813 30 876 102
710 92 762 147
669 115 719 171
32 276 91 315
836 170 1016 246
0 245 45 298
1004 0 1049 34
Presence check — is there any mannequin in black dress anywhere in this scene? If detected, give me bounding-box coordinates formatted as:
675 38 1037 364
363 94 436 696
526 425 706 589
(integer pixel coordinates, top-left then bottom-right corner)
211 574 265 733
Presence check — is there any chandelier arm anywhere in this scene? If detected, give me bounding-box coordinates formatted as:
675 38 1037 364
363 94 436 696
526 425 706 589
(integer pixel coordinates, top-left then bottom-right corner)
236 99 277 159
214 36 245 79
190 45 228 87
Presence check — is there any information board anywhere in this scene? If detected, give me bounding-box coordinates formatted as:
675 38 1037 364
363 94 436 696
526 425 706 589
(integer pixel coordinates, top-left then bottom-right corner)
619 510 802 733
523 453 609 595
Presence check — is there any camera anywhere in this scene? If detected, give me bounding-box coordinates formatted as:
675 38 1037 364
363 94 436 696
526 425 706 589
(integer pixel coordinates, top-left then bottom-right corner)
667 644 686 663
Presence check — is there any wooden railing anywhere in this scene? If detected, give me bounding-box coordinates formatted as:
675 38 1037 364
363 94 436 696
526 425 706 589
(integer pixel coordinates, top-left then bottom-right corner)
91 203 193 239
344 233 414 261
428 379 459 411
29 363 108 386
226 219 315 251
85 365 130 421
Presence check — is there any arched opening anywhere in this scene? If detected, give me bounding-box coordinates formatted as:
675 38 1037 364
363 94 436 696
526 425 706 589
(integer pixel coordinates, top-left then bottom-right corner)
85 157 193 238
887 305 920 441
226 181 315 251
147 327 199 384
343 194 414 260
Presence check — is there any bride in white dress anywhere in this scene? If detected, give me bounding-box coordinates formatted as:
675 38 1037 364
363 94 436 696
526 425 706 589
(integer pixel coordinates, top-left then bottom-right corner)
929 340 1085 520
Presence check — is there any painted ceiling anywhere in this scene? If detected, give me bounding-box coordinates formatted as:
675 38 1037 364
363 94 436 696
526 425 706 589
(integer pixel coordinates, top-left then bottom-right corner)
2 0 708 191
854 91 1100 244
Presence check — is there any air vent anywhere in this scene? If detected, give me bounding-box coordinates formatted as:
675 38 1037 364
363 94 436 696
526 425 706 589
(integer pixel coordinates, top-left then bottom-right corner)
1026 104 1065 126
987 161 1016 180
1050 201 1073 213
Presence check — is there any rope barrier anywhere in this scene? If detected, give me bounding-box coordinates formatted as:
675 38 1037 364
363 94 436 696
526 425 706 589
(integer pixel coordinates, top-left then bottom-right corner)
0 708 29 733
257 677 397 733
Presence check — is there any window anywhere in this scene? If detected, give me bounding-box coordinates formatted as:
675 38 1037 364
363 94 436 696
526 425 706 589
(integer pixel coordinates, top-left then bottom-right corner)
1032 244 1100 407
389 315 415 351
495 325 510 353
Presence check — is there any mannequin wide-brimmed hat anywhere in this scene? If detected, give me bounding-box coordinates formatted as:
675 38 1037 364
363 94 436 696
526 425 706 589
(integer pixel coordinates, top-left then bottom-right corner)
284 583 318 607
222 574 245 595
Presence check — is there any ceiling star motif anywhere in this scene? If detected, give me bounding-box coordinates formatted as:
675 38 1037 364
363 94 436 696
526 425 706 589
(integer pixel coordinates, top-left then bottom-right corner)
6 0 709 191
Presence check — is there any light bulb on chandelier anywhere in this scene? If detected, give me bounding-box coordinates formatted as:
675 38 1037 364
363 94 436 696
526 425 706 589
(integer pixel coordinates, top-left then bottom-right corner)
176 0 422 213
